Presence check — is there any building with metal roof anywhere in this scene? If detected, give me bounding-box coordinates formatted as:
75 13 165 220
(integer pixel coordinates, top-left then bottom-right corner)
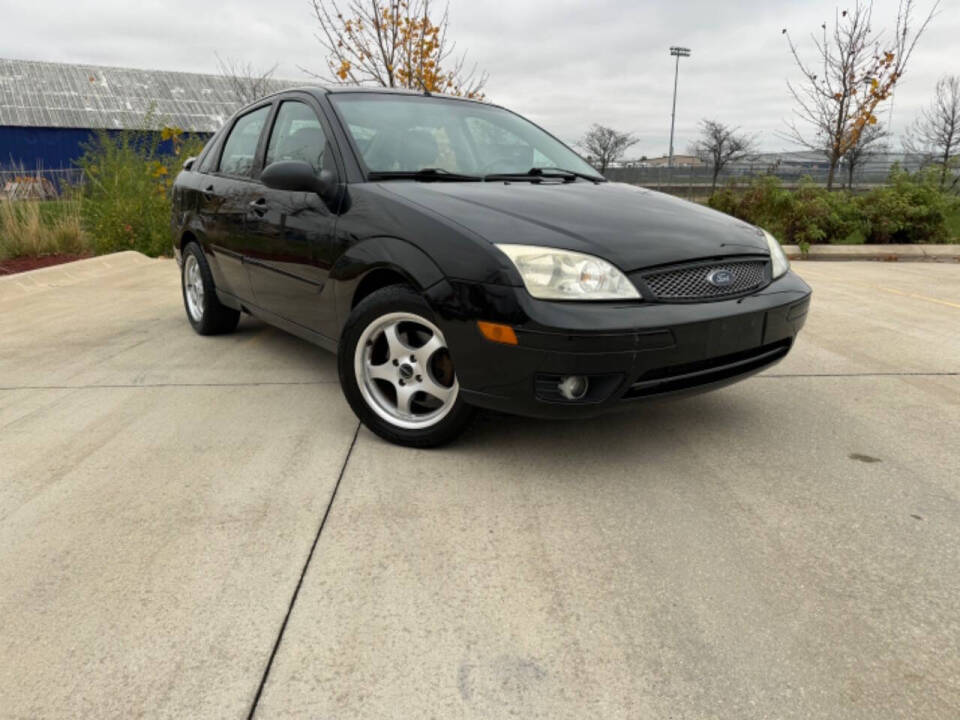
0 58 299 170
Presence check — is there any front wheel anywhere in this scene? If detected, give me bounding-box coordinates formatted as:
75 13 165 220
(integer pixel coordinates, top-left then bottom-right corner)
338 285 475 447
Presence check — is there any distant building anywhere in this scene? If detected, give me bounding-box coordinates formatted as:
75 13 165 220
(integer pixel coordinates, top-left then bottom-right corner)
748 150 830 170
0 58 297 170
628 154 704 168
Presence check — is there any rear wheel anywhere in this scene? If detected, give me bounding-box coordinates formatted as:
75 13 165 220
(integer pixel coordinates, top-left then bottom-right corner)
181 242 240 335
338 285 474 447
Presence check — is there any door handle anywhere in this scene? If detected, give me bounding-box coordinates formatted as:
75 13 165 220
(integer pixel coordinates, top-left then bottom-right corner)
201 184 215 199
248 198 267 216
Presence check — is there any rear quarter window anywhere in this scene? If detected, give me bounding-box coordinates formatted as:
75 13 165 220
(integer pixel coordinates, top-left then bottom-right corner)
198 133 222 173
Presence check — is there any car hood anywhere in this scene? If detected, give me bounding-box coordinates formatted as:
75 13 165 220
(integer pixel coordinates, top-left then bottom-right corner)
379 180 768 272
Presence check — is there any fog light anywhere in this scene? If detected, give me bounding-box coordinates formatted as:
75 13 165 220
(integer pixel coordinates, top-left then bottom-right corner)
557 375 589 400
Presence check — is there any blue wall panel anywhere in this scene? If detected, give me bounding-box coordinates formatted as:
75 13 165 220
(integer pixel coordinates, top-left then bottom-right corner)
0 126 107 169
0 126 210 171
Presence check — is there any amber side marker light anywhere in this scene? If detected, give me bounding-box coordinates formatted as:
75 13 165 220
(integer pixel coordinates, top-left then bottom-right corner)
476 321 518 345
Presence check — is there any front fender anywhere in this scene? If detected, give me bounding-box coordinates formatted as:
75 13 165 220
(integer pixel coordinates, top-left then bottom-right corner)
330 235 447 329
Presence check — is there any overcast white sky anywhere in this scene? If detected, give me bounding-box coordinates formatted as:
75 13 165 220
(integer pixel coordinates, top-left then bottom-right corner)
2 0 958 157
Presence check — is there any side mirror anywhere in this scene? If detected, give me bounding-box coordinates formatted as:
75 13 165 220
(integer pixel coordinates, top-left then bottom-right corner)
261 160 337 202
182 156 197 171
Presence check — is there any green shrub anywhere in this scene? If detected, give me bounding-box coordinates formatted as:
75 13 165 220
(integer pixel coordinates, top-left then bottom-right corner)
704 185 739 216
708 175 790 238
858 167 957 244
75 125 203 257
708 168 958 246
945 205 960 242
707 175 859 251
785 180 863 249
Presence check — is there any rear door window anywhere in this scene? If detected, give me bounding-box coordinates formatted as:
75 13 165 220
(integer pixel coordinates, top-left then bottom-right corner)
218 105 270 178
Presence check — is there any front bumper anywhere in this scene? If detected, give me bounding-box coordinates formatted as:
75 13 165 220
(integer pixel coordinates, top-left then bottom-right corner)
430 270 811 419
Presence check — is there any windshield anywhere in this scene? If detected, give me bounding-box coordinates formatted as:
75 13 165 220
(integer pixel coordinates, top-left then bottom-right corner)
329 93 601 179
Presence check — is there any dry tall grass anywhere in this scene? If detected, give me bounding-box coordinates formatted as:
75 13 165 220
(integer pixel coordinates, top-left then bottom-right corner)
0 199 90 260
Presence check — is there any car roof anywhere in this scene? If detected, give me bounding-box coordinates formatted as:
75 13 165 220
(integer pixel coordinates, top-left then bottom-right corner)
253 84 486 106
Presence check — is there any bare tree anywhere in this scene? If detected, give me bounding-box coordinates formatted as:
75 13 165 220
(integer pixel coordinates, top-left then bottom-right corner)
842 122 889 187
215 53 280 106
904 75 960 190
782 0 939 189
690 119 756 190
579 125 638 175
306 0 487 98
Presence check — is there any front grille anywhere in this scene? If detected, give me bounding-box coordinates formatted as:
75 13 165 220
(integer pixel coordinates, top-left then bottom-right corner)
641 260 768 301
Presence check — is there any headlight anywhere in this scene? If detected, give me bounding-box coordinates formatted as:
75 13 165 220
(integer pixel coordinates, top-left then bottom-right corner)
496 244 640 301
763 229 790 279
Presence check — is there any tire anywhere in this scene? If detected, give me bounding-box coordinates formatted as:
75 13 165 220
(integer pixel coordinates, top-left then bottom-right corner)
338 284 475 447
181 242 240 336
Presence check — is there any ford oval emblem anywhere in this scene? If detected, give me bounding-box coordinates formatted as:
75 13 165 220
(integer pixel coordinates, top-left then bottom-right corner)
706 268 734 288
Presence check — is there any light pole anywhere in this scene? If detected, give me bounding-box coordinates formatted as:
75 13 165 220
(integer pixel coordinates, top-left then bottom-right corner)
668 46 690 168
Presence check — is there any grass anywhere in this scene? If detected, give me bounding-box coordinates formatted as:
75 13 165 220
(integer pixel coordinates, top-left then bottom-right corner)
36 199 73 223
0 198 91 260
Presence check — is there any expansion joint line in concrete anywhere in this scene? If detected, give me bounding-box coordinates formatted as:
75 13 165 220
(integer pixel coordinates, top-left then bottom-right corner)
246 421 362 720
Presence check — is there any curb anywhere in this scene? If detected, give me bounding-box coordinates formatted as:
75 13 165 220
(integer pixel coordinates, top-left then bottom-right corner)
783 244 960 262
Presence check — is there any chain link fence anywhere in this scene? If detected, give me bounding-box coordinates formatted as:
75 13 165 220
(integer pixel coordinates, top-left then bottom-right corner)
604 153 929 199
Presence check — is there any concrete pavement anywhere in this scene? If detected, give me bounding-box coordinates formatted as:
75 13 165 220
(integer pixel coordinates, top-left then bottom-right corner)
1 254 958 718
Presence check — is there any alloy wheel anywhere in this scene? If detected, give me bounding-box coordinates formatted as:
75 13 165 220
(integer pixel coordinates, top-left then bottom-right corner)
353 312 459 430
183 254 205 322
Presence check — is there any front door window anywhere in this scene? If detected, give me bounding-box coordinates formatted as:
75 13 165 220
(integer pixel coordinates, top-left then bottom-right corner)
265 102 328 173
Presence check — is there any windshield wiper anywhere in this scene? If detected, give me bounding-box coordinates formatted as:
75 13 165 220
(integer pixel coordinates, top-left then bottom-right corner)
483 167 606 184
368 168 482 182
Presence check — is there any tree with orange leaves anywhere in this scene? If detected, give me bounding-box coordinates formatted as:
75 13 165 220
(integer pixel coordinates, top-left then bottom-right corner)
306 0 487 99
782 0 939 189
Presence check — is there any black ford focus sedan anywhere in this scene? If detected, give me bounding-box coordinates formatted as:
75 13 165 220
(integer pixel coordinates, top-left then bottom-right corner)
173 87 811 447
